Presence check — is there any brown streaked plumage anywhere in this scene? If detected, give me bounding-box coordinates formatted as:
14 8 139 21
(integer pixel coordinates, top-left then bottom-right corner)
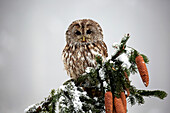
62 19 108 79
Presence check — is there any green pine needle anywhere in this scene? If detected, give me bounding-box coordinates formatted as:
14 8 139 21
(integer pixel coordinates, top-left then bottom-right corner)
137 90 167 99
140 54 149 64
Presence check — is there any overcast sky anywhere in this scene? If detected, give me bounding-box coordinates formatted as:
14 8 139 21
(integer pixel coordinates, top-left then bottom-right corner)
0 0 170 113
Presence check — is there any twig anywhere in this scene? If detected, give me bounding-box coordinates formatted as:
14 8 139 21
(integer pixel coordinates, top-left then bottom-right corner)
111 34 130 61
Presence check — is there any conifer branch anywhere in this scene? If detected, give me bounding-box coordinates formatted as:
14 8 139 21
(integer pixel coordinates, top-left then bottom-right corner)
25 34 167 113
111 34 130 61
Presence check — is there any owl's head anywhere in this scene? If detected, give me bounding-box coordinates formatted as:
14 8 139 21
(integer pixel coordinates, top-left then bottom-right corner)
66 19 103 44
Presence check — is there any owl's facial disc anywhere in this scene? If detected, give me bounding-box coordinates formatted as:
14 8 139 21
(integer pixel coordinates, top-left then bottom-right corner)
66 19 103 44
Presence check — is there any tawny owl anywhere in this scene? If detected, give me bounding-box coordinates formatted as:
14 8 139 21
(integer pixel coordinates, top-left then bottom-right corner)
62 19 108 79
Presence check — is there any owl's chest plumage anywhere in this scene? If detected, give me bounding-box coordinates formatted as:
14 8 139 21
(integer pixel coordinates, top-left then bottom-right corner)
62 41 107 79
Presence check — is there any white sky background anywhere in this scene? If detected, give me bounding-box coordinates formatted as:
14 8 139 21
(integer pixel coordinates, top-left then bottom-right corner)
0 0 170 113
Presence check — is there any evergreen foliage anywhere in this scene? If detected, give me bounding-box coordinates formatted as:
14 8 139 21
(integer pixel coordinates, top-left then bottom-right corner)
25 34 167 113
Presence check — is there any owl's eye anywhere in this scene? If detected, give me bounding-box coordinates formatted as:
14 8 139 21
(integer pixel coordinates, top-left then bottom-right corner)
86 30 92 34
75 30 81 35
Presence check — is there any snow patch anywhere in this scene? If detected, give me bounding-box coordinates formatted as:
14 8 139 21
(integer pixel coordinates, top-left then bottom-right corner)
112 42 120 56
73 88 83 111
99 68 105 80
85 67 93 73
103 81 108 88
112 42 119 49
118 53 131 69
24 104 36 113
57 82 89 113
91 49 102 56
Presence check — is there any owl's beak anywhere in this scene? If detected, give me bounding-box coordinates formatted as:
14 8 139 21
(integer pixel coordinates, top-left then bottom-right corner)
82 36 86 42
